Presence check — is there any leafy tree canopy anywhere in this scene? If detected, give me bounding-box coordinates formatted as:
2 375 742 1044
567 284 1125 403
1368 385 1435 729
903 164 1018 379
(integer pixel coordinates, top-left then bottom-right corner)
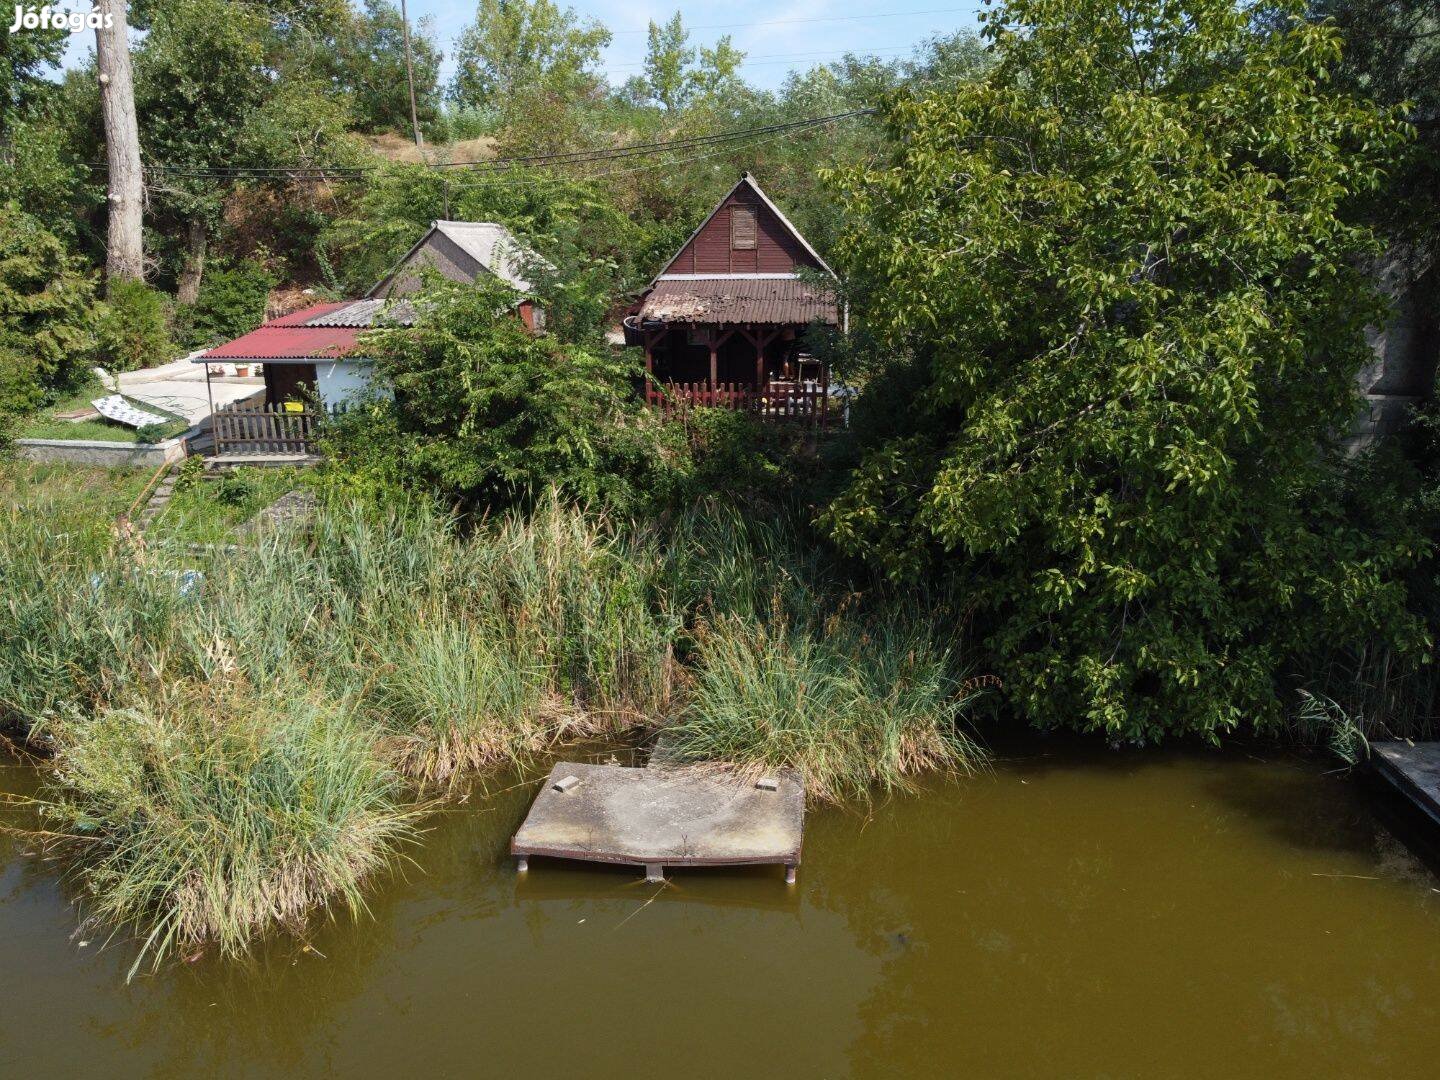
329 277 680 512
626 13 745 112
449 0 610 115
823 0 1428 740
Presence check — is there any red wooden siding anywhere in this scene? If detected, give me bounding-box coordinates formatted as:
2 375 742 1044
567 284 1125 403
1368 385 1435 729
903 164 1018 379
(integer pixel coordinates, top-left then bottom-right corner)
665 184 824 277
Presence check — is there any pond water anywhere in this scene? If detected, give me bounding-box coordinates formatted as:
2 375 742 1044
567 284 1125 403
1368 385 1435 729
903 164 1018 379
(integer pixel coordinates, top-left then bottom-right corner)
3 742 1440 1078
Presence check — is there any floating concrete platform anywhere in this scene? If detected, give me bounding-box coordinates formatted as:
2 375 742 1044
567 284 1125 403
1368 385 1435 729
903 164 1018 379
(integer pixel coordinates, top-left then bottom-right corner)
1371 741 1440 827
511 762 804 883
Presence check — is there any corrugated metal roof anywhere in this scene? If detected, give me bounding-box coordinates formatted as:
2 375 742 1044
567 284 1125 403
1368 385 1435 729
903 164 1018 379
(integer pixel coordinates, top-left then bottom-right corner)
302 299 417 328
265 301 350 326
637 277 839 326
198 301 366 361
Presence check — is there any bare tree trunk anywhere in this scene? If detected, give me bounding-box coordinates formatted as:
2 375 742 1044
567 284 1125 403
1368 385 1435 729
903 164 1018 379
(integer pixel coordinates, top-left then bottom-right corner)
176 217 207 305
96 0 144 287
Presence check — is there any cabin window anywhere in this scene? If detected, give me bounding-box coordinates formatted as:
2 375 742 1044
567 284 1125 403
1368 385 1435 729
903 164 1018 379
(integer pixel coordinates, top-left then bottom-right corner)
731 207 757 250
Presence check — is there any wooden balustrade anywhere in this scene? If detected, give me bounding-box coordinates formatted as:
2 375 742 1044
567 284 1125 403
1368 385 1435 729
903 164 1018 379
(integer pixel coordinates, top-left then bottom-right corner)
645 381 832 426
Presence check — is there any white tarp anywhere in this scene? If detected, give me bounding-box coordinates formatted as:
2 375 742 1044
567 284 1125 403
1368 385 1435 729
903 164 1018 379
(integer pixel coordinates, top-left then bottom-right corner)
91 394 167 429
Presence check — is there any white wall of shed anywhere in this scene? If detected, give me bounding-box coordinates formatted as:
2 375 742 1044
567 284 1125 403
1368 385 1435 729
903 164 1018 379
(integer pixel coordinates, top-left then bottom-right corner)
316 361 388 408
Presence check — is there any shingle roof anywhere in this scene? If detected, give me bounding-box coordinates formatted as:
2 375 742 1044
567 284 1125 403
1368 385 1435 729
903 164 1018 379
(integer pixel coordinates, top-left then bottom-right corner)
637 277 840 326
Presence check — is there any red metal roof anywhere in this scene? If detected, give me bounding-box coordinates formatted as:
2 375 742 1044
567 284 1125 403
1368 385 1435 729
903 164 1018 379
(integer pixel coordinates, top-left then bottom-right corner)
266 301 350 326
199 302 364 361
637 277 839 326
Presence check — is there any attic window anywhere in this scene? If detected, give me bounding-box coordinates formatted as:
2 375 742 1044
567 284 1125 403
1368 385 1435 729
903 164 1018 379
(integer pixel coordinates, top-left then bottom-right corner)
731 207 757 250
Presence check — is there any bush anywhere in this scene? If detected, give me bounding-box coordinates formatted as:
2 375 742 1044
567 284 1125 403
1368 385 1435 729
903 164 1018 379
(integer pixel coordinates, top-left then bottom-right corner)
328 278 684 513
95 280 174 373
177 260 277 348
0 203 97 407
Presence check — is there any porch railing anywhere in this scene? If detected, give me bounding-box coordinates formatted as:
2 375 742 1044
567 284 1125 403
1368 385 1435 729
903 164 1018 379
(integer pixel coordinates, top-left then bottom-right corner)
211 401 324 456
645 381 833 426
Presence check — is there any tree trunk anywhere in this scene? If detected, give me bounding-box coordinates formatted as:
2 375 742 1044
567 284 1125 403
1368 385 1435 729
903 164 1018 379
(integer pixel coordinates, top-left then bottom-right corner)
95 0 144 287
176 217 207 305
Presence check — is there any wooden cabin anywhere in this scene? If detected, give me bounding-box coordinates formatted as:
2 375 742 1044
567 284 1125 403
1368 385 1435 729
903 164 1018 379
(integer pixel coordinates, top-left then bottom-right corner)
624 174 842 422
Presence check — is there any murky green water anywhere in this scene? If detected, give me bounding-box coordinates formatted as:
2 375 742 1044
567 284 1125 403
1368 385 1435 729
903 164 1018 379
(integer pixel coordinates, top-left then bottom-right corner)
3 743 1440 1078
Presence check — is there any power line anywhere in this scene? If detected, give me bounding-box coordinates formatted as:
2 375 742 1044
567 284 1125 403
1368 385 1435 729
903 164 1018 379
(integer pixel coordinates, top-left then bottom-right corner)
605 46 918 70
606 7 975 35
94 109 875 180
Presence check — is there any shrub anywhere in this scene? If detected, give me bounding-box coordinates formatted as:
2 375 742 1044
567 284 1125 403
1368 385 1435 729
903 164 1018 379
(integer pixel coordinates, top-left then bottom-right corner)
178 260 277 347
332 278 684 513
0 203 97 406
95 280 174 373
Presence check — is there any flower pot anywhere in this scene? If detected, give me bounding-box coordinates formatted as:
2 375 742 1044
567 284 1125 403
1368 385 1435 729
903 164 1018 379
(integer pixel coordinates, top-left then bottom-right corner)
234 365 250 378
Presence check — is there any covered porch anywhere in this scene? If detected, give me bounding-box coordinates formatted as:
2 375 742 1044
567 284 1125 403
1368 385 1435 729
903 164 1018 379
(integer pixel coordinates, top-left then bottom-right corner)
633 321 831 424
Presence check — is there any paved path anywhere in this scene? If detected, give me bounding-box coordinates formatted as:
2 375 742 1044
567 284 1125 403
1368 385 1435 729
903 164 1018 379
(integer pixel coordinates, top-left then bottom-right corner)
116 355 263 425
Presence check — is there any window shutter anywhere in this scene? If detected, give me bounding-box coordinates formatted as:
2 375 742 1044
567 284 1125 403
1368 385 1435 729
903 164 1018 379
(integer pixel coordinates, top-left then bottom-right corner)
731 207 757 250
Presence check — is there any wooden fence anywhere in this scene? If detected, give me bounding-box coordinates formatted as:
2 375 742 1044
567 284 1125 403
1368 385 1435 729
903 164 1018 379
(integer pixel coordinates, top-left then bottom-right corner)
211 402 324 456
645 381 832 426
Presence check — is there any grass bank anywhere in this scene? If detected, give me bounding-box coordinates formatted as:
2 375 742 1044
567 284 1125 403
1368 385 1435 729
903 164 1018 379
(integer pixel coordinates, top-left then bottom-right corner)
15 382 189 444
0 468 986 971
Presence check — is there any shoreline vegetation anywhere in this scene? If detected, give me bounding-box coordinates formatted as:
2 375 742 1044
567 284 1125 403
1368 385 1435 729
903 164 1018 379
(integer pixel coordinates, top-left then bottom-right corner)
0 462 986 976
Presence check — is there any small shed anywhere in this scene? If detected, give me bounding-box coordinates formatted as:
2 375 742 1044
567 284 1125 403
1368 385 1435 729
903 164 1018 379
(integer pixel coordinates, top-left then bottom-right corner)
198 221 550 412
368 219 550 331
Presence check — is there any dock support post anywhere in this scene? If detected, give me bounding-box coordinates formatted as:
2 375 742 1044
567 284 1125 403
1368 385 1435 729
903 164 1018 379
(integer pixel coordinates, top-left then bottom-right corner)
645 863 665 883
785 865 797 885
516 855 529 873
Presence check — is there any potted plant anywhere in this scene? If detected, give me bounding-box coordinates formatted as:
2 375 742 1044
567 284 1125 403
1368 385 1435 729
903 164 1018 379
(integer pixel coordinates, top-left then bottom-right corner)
234 364 251 378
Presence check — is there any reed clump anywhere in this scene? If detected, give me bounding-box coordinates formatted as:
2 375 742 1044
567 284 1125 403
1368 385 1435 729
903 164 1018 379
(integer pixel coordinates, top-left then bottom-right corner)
664 609 984 802
42 681 417 979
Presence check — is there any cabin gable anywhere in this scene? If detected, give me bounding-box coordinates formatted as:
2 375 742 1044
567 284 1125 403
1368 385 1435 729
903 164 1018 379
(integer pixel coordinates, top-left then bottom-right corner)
370 230 484 299
662 180 826 277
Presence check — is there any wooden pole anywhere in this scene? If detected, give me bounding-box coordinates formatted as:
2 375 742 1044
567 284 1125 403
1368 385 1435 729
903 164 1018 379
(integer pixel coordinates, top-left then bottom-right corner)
644 332 654 400
708 333 718 388
399 0 424 148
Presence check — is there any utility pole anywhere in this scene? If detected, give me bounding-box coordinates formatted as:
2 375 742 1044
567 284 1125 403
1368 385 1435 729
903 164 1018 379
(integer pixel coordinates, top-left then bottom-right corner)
399 0 423 148
95 0 144 285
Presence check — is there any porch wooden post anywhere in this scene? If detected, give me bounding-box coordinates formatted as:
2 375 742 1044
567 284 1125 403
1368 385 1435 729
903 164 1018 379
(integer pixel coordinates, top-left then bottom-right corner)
644 331 655 400
708 332 718 388
753 324 765 388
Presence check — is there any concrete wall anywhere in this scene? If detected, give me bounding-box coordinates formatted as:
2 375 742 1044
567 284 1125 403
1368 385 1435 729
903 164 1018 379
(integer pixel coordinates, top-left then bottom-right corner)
1347 255 1438 452
15 433 191 468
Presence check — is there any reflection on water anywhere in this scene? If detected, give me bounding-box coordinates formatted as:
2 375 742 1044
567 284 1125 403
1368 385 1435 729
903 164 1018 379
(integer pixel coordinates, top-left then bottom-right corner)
3 743 1440 1078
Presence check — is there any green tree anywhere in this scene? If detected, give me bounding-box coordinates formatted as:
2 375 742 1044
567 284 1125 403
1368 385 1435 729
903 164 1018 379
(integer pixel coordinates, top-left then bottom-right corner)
134 0 271 300
449 0 610 114
823 0 1427 741
329 278 677 511
325 0 444 135
634 13 744 111
0 17 65 142
0 204 97 415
